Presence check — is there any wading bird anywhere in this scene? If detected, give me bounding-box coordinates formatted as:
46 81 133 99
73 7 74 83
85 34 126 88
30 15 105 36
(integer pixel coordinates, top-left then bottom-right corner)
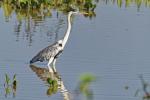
30 11 79 72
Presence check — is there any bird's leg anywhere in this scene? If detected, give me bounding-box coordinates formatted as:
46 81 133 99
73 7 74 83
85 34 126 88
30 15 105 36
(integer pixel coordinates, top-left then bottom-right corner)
47 63 53 73
48 57 54 72
52 58 57 73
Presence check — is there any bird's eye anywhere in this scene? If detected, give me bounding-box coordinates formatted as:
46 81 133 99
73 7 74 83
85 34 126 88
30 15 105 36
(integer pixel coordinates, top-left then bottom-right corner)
59 44 62 47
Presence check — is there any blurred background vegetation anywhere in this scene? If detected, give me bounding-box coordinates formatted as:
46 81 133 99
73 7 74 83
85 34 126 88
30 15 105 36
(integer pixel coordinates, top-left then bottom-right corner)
0 0 150 22
0 0 99 22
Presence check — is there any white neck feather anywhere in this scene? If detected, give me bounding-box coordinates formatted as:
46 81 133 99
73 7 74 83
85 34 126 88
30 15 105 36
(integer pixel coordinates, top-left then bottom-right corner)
62 13 72 48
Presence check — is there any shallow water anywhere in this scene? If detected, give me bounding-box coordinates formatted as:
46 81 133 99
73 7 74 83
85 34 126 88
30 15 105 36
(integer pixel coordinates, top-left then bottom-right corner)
0 1 150 100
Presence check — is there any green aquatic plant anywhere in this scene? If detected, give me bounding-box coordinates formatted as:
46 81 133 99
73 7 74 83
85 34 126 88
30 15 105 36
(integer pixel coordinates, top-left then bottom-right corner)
5 86 11 97
76 73 96 100
5 74 11 86
47 78 53 85
4 74 17 98
4 74 11 97
79 73 96 83
47 84 58 96
46 78 58 96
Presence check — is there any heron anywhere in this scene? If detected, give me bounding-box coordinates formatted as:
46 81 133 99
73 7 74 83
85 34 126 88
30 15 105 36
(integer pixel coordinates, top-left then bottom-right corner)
30 11 79 72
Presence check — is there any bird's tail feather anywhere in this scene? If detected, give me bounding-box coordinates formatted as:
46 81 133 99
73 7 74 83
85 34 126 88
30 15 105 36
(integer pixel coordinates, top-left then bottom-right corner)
30 59 36 64
30 56 40 64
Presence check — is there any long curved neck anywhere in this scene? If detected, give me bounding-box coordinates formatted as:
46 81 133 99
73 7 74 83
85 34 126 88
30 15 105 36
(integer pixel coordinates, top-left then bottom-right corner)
62 13 72 48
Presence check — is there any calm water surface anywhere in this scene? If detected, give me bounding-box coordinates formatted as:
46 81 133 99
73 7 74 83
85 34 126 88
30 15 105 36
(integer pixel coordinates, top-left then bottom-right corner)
0 1 150 100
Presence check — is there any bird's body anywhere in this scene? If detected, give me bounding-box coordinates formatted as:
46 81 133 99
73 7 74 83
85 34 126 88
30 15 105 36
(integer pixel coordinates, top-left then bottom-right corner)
30 11 79 72
30 40 63 64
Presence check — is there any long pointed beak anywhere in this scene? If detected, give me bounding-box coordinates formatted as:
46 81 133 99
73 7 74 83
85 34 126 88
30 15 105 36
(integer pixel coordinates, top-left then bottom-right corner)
79 12 89 15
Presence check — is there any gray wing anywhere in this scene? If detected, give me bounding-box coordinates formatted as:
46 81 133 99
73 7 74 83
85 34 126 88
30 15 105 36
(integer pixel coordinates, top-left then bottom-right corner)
30 42 61 63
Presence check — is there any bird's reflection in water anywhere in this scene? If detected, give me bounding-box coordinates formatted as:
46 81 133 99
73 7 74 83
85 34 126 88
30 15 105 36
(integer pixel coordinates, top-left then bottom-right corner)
30 64 71 100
